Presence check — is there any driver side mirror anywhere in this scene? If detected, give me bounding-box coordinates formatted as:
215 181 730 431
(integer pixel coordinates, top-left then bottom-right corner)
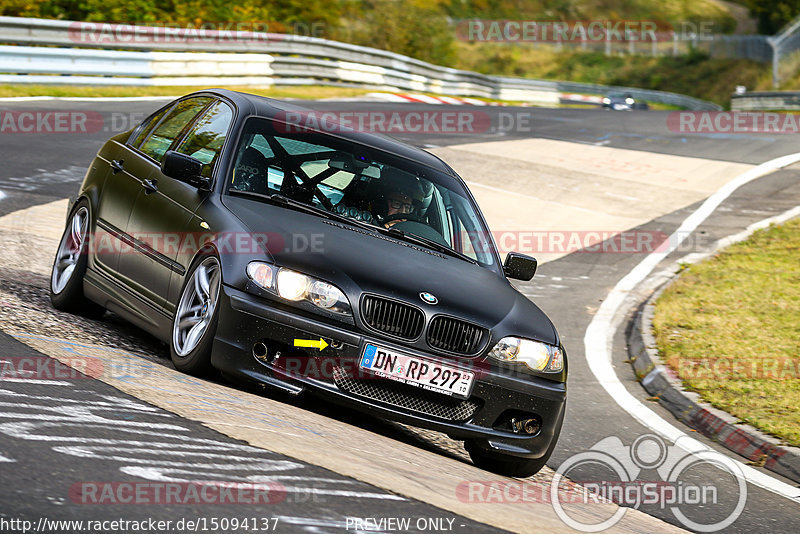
162 150 211 191
504 252 537 281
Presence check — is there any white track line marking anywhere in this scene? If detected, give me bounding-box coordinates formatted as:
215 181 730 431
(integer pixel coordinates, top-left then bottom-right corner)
584 152 800 501
0 378 72 386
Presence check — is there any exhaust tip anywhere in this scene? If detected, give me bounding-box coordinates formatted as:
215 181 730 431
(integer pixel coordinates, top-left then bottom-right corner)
253 341 269 361
511 417 541 436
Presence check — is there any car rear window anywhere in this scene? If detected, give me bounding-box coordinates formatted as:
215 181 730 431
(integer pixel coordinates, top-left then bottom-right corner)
138 97 213 163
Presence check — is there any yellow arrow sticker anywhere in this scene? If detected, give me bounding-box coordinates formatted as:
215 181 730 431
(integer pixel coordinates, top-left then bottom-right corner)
293 337 329 351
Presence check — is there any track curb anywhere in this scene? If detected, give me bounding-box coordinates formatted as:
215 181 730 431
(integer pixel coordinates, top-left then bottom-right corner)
626 249 800 485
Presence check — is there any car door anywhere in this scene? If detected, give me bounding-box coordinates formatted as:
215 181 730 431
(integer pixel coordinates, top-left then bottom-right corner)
93 103 174 275
120 99 234 313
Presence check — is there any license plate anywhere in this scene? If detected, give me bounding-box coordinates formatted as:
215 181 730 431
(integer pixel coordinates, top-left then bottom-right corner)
359 343 474 399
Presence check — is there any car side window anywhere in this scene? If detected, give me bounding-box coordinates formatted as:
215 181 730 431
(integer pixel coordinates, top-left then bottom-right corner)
129 105 171 148
175 101 234 178
139 97 212 163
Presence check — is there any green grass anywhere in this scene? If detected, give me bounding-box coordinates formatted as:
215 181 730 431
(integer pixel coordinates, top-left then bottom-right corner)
0 84 374 99
653 217 800 446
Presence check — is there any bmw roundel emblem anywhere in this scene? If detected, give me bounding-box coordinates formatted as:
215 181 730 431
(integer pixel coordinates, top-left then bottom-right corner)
419 292 438 305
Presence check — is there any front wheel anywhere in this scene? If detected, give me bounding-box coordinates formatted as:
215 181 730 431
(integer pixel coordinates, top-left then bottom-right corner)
50 201 104 317
170 254 222 376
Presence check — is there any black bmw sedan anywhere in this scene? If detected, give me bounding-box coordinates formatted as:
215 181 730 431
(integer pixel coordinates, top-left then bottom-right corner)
50 89 566 477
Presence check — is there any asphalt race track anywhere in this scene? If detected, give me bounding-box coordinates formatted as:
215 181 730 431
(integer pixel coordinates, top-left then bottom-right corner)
1 97 799 533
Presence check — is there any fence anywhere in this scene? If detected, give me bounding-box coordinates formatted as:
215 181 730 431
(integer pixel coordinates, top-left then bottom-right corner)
0 16 721 110
767 14 800 87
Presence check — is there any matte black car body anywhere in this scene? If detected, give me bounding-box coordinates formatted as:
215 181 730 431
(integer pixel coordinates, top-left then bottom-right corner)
52 89 567 477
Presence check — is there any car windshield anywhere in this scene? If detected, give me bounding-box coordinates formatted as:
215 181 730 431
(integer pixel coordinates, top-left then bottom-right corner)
226 117 497 267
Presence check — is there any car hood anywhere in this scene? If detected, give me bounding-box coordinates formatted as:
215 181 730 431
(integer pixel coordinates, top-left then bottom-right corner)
223 196 558 345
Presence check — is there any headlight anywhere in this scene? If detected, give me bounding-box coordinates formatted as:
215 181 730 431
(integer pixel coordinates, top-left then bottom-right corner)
246 262 275 290
276 269 309 301
487 337 564 372
246 261 352 315
309 280 342 309
602 97 610 104
625 97 634 105
306 278 350 314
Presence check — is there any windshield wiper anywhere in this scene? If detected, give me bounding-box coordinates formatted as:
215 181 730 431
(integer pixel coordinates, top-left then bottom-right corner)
381 226 477 264
229 189 334 218
228 190 374 230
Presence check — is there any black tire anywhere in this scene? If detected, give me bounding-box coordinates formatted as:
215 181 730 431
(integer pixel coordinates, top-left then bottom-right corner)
466 413 564 478
169 253 222 376
49 200 105 318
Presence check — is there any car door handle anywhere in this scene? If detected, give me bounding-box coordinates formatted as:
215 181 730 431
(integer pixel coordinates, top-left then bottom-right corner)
142 178 158 194
110 159 124 174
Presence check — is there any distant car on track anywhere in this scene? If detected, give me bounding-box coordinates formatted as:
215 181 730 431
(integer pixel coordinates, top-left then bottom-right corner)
602 92 649 111
50 89 567 477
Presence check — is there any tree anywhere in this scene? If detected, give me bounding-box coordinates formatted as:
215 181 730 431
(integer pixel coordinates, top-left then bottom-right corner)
746 0 800 34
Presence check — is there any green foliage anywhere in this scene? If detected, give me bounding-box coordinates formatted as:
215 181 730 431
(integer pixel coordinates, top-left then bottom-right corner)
746 0 800 34
334 0 455 65
0 0 758 98
454 42 768 106
0 0 340 26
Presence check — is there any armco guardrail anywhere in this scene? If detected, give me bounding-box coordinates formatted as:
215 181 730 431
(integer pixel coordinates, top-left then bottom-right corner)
731 91 800 110
0 45 274 85
0 16 721 110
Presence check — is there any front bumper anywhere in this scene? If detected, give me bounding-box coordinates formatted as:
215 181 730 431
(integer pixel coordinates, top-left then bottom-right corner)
211 285 566 459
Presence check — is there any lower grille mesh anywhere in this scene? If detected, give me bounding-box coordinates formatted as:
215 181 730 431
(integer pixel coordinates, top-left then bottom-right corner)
333 366 481 422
